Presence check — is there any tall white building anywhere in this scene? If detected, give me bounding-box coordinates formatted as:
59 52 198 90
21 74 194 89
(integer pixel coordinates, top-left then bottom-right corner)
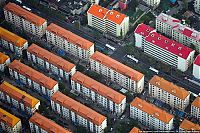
87 4 129 37
29 112 71 133
194 0 200 14
90 51 144 92
27 44 76 80
191 97 200 120
143 0 160 8
46 23 94 61
193 54 200 79
0 52 10 72
4 3 47 37
130 97 174 131
134 23 195 72
149 75 190 111
8 60 59 98
0 108 22 133
0 27 28 56
71 71 126 116
51 91 107 133
179 119 200 132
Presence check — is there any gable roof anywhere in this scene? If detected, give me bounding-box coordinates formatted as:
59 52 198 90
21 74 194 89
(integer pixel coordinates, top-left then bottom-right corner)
192 97 200 108
179 119 200 131
0 52 9 64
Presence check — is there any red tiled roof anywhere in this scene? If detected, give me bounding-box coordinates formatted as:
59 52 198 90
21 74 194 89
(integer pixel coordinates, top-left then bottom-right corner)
134 23 155 37
179 119 200 131
145 32 193 59
193 54 200 66
192 97 200 108
87 4 108 19
182 28 193 37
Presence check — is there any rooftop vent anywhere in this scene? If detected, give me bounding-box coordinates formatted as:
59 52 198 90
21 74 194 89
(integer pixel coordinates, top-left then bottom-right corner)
116 15 120 18
162 17 168 21
156 82 160 86
155 113 159 116
99 9 102 12
192 32 197 37
110 12 113 15
171 43 175 47
165 40 168 44
165 47 168 49
179 53 182 56
138 104 143 108
152 40 155 43
146 29 150 32
158 37 161 40
172 89 176 93
178 47 182 50
151 34 154 37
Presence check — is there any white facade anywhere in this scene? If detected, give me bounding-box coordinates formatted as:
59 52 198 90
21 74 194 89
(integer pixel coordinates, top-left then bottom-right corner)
51 91 107 133
193 55 200 79
71 71 126 116
130 97 174 131
4 2 47 37
0 52 10 72
143 0 160 7
90 51 144 92
46 23 94 61
194 0 200 14
191 97 200 120
87 4 129 37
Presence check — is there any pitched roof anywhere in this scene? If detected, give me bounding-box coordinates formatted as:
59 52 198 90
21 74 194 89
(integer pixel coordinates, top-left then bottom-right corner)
179 119 200 131
51 91 106 126
71 71 126 104
0 52 9 64
145 32 194 59
0 27 27 47
192 97 200 108
46 23 94 50
129 127 141 133
8 60 58 90
90 51 144 81
194 54 200 66
87 4 127 25
149 75 190 100
134 23 155 37
130 97 174 124
0 108 21 127
156 13 180 27
29 112 71 133
4 2 46 26
27 44 75 72
0 81 40 108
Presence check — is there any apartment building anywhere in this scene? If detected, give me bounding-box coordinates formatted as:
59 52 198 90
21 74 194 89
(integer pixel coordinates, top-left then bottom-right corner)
143 0 160 8
0 108 22 133
149 75 190 111
71 71 126 116
4 2 47 37
0 27 28 55
87 4 129 37
8 60 59 98
156 13 200 53
51 91 107 133
29 112 71 133
0 52 10 72
130 97 174 131
191 97 200 120
129 127 141 133
179 119 200 132
27 44 76 80
193 54 200 79
90 51 144 93
0 81 40 115
46 23 94 61
194 0 200 14
89 0 99 4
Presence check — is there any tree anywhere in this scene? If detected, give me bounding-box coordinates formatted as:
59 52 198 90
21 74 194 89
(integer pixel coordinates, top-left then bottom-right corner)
183 0 188 11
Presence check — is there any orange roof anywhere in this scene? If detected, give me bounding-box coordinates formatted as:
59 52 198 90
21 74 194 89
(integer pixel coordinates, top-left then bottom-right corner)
51 91 106 126
90 51 144 81
0 108 21 127
0 27 27 47
149 75 190 100
129 127 141 133
8 60 58 90
27 44 75 72
130 97 174 124
0 81 40 108
4 3 46 26
71 71 126 104
0 52 9 64
87 4 127 25
29 112 71 133
179 119 200 131
192 97 200 108
46 23 94 50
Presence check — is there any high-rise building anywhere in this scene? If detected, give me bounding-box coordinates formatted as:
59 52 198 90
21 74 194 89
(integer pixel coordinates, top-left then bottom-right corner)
0 52 10 72
4 3 47 37
191 97 200 120
193 54 200 79
179 119 200 132
90 51 144 92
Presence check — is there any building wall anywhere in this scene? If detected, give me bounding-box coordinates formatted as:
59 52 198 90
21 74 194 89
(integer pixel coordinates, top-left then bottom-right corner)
143 0 160 7
0 58 10 71
193 64 200 79
191 105 200 120
156 19 173 37
0 117 22 133
134 33 143 48
194 0 200 14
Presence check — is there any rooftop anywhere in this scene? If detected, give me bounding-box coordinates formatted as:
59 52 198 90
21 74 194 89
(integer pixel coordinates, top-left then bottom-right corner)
156 13 180 27
8 60 58 90
149 75 190 100
46 23 94 50
193 54 200 66
0 81 40 108
0 27 27 47
0 52 9 64
0 108 20 127
71 71 126 104
87 4 127 25
90 51 144 81
179 119 200 131
29 112 71 133
27 44 75 72
130 97 174 124
51 91 106 126
134 23 155 37
192 97 200 108
145 31 194 59
4 3 46 26
129 127 140 133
